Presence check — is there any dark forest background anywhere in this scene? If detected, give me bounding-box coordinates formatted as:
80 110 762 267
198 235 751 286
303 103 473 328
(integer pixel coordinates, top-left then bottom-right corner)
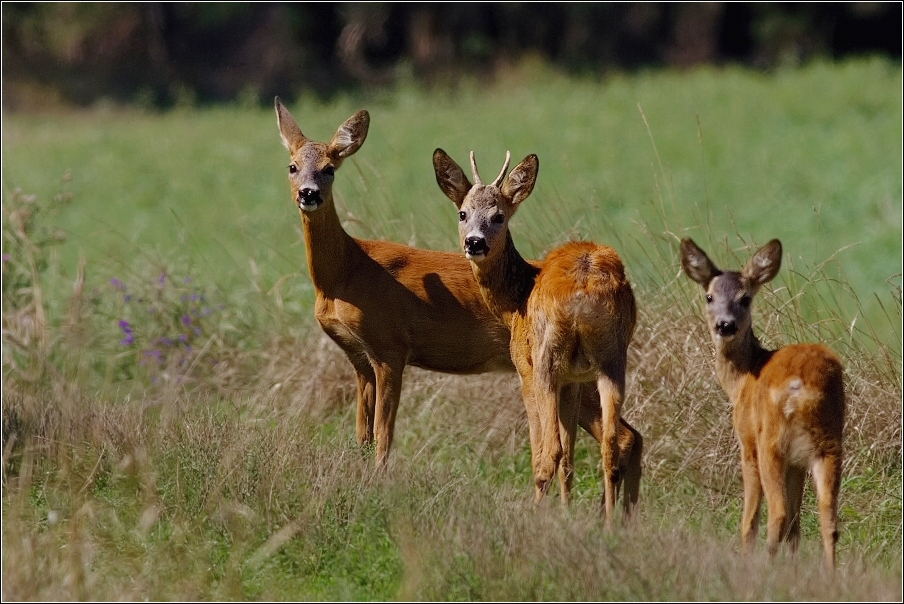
2 2 902 111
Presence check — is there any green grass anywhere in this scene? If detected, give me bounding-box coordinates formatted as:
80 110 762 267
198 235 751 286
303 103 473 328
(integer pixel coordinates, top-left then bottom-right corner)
2 57 900 326
2 57 902 600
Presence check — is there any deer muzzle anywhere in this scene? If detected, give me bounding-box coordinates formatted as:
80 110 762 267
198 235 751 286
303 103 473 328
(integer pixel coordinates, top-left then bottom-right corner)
297 187 323 211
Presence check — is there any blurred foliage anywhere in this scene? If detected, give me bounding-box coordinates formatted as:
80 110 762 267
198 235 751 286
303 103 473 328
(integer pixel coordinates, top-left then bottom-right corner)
2 2 901 110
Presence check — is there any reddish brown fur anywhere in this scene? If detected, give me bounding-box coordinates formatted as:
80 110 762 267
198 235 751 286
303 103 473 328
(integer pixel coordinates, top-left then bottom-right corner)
680 237 845 569
434 149 641 527
275 99 642 478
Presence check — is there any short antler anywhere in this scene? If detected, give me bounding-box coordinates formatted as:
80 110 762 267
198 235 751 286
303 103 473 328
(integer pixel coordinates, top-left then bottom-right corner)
469 151 483 186
491 151 511 188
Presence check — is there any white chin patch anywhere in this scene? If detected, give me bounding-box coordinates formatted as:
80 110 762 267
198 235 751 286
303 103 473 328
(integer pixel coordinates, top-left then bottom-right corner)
298 201 320 212
465 252 486 262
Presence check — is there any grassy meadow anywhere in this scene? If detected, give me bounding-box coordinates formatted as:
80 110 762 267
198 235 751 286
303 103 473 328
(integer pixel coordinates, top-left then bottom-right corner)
2 57 902 600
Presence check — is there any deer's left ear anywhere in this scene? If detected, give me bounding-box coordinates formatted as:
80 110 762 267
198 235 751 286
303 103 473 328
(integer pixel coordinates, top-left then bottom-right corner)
328 110 370 159
743 239 782 289
501 154 538 205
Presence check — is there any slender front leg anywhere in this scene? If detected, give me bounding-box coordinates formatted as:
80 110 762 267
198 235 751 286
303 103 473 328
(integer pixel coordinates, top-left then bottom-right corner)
783 465 807 553
372 359 405 468
519 376 545 503
354 368 377 446
556 383 581 505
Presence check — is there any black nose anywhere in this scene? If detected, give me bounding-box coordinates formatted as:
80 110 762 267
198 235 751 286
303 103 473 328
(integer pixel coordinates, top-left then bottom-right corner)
715 320 737 336
298 188 322 206
464 236 489 256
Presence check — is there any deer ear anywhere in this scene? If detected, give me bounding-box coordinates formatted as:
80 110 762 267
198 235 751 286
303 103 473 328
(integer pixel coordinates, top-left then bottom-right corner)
680 238 721 288
743 239 782 288
433 149 472 208
329 110 369 159
275 97 307 154
501 154 538 205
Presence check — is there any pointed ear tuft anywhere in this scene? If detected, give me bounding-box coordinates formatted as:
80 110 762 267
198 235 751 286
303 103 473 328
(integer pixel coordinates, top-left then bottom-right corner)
680 238 721 287
329 110 369 159
501 154 538 205
433 149 472 208
275 97 306 153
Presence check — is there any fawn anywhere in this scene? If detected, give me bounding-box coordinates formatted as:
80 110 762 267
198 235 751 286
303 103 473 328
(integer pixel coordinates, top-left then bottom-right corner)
680 237 845 568
434 149 641 526
275 98 641 488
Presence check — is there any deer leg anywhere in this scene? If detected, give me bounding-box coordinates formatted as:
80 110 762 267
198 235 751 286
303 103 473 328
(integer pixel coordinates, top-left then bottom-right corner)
596 373 624 530
759 449 787 558
577 389 642 522
739 445 763 555
783 465 807 554
618 420 642 522
354 367 377 446
556 384 581 506
372 359 405 468
519 380 546 503
811 453 842 570
531 376 562 501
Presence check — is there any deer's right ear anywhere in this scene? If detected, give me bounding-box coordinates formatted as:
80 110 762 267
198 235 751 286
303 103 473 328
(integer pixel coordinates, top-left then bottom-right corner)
501 154 539 205
275 97 307 154
433 149 472 208
680 238 721 287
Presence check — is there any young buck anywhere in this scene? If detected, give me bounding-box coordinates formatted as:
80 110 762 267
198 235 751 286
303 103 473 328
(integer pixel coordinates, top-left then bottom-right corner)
275 99 642 483
433 149 640 526
679 238 845 569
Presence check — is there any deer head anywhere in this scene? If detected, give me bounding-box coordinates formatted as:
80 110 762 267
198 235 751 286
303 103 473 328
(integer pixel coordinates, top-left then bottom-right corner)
433 149 538 262
275 97 369 212
680 238 783 341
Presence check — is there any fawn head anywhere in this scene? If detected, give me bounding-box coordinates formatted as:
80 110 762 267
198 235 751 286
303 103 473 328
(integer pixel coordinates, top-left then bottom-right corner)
433 149 538 262
275 97 369 212
680 238 783 341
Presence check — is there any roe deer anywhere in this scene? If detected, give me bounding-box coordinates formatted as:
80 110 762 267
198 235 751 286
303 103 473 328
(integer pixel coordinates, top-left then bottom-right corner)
275 98 642 482
433 149 640 526
680 237 845 569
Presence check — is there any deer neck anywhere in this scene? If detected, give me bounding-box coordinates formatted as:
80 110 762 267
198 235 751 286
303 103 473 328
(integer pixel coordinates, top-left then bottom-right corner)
712 327 769 403
471 231 538 325
299 200 356 297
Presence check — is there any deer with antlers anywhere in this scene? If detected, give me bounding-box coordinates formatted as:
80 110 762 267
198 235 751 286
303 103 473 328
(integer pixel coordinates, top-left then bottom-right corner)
275 99 642 490
680 237 845 569
433 149 641 526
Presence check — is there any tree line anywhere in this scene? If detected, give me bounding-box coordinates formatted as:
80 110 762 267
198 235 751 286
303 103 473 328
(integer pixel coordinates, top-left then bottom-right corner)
2 2 900 110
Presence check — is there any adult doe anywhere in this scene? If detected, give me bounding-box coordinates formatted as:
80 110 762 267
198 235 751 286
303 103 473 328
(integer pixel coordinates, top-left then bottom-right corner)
434 149 640 526
275 99 641 480
680 237 845 569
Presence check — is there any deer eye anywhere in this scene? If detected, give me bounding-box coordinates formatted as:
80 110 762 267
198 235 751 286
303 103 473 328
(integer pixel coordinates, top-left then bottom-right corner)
458 211 467 222
491 213 505 224
322 166 335 178
288 164 297 174
705 295 713 304
739 295 751 307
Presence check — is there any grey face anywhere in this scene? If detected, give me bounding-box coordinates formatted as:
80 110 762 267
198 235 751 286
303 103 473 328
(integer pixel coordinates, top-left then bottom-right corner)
704 271 754 340
457 184 512 262
288 143 336 212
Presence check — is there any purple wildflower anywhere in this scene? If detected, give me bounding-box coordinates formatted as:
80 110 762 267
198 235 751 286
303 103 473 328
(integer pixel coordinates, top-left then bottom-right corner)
110 278 125 291
201 307 211 316
183 276 191 284
181 314 191 326
2 253 11 263
157 273 166 287
118 320 134 346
